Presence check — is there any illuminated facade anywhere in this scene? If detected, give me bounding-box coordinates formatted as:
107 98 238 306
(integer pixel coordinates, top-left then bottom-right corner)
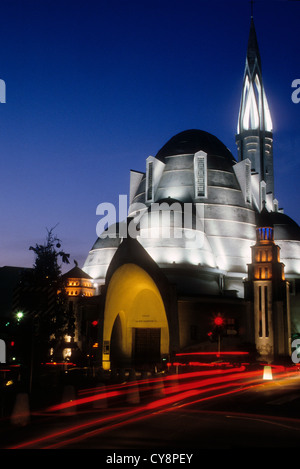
82 18 300 368
62 265 96 357
63 265 95 299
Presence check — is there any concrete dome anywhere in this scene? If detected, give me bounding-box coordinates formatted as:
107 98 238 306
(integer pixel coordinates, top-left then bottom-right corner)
156 129 235 164
83 129 300 288
83 129 258 291
130 129 258 295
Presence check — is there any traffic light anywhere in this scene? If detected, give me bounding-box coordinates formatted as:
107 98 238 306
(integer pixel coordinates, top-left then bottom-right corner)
90 319 99 350
214 316 225 327
208 315 225 342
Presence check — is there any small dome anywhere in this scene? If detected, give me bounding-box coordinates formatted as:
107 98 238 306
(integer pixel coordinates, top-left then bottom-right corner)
155 129 235 165
256 208 300 241
63 265 93 280
268 212 300 241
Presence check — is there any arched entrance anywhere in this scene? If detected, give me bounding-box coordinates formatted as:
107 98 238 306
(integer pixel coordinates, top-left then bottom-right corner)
102 263 169 369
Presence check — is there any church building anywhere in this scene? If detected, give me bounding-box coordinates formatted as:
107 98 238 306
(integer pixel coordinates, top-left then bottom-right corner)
82 17 300 370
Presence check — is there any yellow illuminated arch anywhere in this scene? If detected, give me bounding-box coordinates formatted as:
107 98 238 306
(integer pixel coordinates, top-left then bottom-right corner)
102 263 169 369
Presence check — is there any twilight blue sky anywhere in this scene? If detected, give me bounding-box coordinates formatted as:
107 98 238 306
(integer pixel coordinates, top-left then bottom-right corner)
0 0 299 271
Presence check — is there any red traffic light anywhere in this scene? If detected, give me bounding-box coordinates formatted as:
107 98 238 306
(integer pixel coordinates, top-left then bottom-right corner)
91 320 98 326
214 316 224 327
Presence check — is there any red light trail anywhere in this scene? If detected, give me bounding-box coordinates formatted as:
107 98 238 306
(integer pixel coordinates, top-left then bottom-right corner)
175 351 249 356
7 364 296 449
47 389 122 412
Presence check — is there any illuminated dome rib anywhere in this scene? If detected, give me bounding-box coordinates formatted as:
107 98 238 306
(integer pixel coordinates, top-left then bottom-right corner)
237 18 272 134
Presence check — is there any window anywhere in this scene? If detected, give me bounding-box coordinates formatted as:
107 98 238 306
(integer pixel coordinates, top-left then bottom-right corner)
245 162 251 203
265 286 269 337
264 267 268 279
257 284 270 339
260 182 266 209
258 286 262 337
194 152 207 198
146 161 153 201
267 250 272 262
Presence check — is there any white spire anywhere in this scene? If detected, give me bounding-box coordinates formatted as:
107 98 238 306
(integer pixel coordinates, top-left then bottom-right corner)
237 18 272 134
236 17 275 212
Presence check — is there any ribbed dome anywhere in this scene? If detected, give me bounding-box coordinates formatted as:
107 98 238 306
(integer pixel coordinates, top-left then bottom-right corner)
155 129 235 164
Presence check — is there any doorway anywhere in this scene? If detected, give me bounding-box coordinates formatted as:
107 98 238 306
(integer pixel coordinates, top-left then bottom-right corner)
133 328 161 365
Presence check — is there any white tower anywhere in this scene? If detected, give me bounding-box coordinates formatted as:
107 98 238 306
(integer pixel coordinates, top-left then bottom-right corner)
236 17 275 212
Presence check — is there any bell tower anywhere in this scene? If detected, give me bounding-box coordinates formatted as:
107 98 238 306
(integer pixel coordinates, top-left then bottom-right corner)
236 16 275 212
245 207 291 361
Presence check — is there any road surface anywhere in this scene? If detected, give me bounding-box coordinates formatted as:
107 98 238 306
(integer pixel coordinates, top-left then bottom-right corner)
2 364 300 452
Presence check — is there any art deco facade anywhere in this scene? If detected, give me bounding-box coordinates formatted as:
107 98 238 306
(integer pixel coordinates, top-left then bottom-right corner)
82 18 300 369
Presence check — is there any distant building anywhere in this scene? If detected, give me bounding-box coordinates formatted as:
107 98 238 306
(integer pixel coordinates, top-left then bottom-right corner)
61 265 99 362
63 265 95 299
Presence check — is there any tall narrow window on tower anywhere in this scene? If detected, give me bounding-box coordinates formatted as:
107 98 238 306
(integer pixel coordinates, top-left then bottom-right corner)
194 151 207 198
258 285 262 337
260 181 266 211
146 161 153 202
264 286 269 337
245 161 251 203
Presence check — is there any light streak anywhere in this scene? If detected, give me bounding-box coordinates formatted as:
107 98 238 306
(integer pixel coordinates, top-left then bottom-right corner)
46 389 121 412
7 366 297 449
55 367 246 406
8 406 144 449
163 370 261 396
163 366 245 382
46 365 286 412
35 379 273 449
175 351 249 356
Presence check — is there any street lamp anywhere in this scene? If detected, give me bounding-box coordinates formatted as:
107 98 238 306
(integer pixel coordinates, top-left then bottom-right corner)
16 311 24 322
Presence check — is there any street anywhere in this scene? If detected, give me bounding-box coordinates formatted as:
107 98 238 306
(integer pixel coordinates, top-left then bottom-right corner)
2 363 300 452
